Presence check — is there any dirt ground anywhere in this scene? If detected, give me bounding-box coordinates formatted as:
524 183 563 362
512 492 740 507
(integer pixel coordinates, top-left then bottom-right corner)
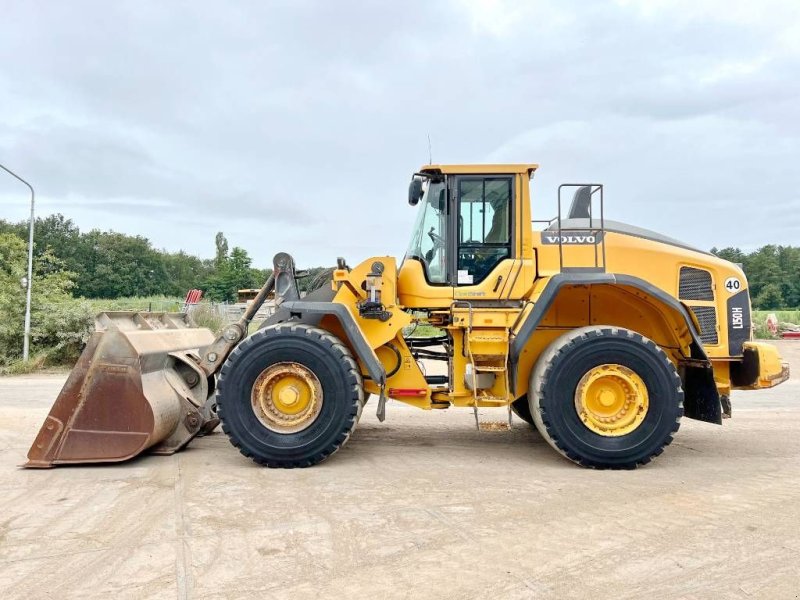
1 342 799 600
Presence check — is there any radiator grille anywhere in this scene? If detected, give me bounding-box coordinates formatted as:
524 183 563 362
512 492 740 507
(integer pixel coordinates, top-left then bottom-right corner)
679 267 714 301
690 306 719 345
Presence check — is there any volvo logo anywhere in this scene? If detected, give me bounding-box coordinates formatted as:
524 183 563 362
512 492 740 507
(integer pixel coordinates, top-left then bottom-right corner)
541 231 604 245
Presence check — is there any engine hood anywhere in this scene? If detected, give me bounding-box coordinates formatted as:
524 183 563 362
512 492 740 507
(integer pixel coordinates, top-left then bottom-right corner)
544 218 711 256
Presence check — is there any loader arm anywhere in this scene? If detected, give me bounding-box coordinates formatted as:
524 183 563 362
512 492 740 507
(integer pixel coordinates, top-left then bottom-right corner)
196 276 275 377
196 251 305 378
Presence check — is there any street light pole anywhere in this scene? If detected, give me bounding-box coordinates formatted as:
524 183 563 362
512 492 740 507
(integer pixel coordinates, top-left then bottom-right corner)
0 163 35 361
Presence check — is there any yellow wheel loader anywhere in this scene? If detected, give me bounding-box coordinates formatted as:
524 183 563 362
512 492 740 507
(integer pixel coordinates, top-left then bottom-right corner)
26 164 790 469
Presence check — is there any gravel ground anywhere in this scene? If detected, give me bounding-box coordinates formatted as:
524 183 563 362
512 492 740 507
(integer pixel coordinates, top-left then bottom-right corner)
0 342 798 599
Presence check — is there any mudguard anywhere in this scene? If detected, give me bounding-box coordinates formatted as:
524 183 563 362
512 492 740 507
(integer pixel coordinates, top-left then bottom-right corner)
509 272 721 424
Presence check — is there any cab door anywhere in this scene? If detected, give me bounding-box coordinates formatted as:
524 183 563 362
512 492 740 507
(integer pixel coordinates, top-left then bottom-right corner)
451 175 524 300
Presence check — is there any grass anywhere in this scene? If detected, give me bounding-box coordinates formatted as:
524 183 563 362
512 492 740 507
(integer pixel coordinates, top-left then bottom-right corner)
753 310 800 324
404 323 445 338
0 352 72 376
0 352 48 375
84 295 184 313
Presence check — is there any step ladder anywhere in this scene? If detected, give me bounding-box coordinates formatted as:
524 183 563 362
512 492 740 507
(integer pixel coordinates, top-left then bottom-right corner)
462 308 512 431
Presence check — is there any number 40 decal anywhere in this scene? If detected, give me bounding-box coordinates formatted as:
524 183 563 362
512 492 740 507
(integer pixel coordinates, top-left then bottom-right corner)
724 277 741 293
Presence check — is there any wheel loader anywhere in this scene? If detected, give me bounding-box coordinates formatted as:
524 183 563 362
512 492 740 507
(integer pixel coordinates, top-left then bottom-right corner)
25 163 790 470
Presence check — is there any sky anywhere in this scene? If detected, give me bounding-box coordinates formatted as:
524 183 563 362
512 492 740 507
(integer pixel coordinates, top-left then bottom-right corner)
1 0 799 269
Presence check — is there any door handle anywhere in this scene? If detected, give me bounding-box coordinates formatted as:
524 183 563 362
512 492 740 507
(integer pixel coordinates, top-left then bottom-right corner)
493 275 503 292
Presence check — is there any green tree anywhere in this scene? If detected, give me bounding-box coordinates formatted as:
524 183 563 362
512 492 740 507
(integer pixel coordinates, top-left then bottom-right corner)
161 251 211 296
0 218 25 238
203 245 259 302
214 232 229 268
711 247 746 264
753 282 784 310
776 246 800 308
34 214 82 265
742 245 782 300
75 230 168 298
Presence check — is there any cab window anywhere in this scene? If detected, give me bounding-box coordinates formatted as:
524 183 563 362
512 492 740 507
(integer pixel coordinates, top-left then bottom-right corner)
457 177 512 285
405 180 448 283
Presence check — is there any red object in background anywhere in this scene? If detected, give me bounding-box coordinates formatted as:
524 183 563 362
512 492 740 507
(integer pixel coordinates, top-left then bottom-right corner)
782 331 800 339
182 289 203 312
766 313 779 335
184 289 203 305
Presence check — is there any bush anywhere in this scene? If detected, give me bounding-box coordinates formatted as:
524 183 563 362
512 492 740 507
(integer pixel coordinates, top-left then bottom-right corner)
753 283 784 310
188 303 226 334
2 352 48 375
33 298 94 364
0 233 93 367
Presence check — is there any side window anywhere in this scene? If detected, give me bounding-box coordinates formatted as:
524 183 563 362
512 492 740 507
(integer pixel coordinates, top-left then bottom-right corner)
457 178 512 285
405 181 448 284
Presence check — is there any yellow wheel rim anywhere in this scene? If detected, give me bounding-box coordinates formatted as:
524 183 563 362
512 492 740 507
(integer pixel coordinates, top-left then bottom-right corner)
574 364 649 436
251 362 323 433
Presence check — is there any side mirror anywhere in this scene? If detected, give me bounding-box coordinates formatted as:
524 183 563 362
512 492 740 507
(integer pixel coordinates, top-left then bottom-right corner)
408 176 424 206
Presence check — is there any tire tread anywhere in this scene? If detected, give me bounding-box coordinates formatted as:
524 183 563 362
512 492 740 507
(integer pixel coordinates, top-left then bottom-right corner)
217 323 362 468
531 326 683 469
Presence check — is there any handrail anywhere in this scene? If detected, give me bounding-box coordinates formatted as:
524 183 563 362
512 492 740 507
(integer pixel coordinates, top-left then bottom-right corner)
555 183 606 272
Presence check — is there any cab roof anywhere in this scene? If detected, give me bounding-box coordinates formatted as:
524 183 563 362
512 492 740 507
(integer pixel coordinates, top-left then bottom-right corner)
420 163 539 176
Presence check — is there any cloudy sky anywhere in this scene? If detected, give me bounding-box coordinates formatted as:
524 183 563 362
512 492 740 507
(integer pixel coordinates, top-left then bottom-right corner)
1 0 799 268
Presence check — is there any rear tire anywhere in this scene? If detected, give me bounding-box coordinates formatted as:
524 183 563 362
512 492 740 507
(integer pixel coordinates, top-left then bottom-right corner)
530 326 683 469
217 324 364 468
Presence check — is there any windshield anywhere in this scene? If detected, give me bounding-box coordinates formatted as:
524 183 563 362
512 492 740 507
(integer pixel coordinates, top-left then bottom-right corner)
405 179 447 283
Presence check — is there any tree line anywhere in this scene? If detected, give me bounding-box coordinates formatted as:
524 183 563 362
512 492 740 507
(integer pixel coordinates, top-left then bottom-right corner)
0 214 330 302
711 246 800 310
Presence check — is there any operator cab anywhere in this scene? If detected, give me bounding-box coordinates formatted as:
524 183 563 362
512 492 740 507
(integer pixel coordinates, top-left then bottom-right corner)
400 164 538 307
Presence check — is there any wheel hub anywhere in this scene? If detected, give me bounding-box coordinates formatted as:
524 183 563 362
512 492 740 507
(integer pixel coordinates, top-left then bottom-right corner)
251 362 323 433
574 364 649 436
278 385 300 407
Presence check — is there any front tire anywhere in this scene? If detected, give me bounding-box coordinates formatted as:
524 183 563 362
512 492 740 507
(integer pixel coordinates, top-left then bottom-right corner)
530 326 683 469
217 324 364 468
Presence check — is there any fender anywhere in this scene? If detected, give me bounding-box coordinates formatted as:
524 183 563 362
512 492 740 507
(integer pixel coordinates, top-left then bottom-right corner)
509 272 721 424
267 300 386 387
259 252 386 388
